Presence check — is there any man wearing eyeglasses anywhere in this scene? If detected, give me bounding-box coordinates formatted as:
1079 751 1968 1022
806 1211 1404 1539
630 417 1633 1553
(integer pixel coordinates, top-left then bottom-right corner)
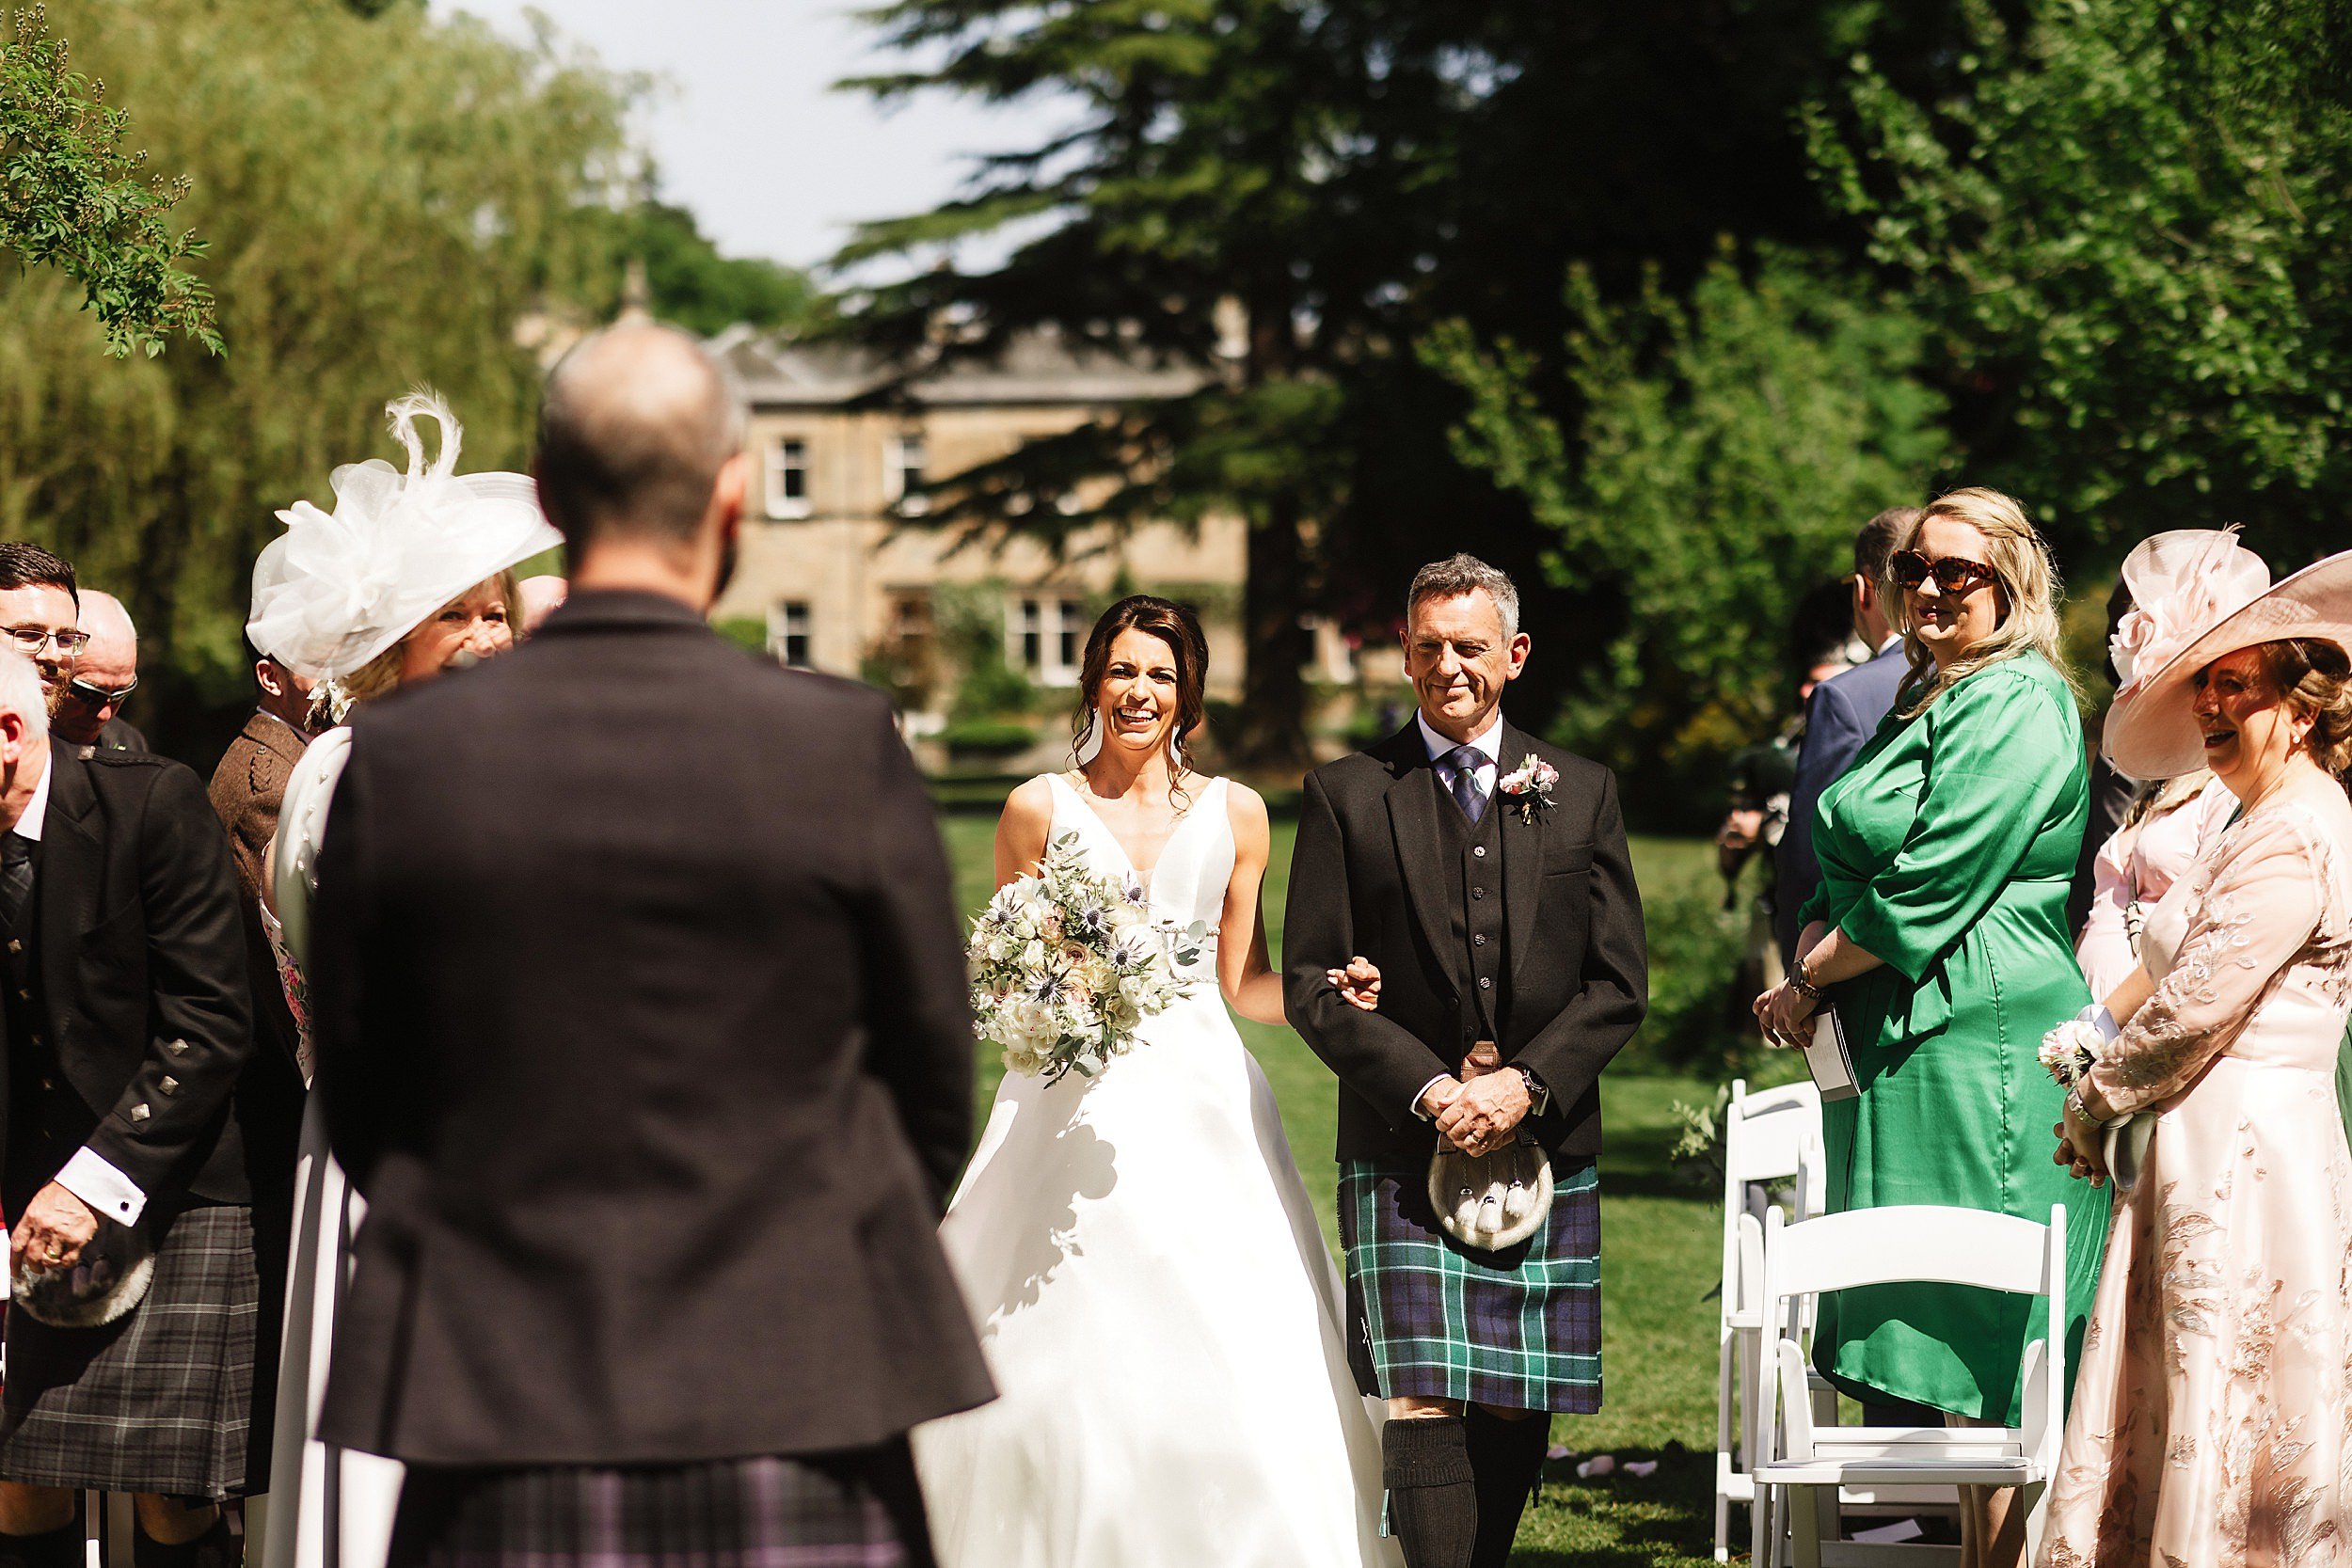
51 592 144 754
0 545 88 717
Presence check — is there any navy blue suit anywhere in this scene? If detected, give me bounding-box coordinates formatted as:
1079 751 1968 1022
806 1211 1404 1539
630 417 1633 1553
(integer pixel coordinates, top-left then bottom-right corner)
1773 641 1911 960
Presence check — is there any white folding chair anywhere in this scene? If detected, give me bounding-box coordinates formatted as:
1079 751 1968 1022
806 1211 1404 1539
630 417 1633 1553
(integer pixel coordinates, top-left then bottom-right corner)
1753 1204 2067 1568
1713 1079 1827 1561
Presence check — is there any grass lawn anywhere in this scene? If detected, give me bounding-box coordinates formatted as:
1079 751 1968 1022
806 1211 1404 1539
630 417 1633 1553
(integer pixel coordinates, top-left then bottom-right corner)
939 805 1731 1565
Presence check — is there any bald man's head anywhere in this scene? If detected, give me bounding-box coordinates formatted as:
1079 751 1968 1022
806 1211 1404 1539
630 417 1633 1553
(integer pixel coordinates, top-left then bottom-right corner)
536 324 746 551
56 589 137 747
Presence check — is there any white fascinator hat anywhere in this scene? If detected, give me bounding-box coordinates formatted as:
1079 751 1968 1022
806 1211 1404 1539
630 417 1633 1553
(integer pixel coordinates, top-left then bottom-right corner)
246 391 562 683
2104 527 2352 779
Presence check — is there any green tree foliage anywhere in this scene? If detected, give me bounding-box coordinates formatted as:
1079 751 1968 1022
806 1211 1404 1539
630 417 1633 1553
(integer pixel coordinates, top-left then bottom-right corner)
0 5 218 357
1432 246 1948 805
836 0 1926 769
0 0 636 752
614 200 827 339
1808 0 2352 564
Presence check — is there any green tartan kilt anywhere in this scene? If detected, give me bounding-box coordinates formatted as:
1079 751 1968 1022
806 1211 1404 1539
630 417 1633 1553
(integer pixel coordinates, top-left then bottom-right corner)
1338 1155 1602 1414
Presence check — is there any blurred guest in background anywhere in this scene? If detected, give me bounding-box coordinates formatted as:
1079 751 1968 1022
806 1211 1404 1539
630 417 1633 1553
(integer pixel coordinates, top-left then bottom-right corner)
516 574 567 635
1718 642 1849 1002
1774 507 1917 965
1757 488 2106 1568
53 590 144 753
2065 578 2151 935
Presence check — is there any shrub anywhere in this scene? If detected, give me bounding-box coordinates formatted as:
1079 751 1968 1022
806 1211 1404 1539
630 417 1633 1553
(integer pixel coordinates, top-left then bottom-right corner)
1634 872 1756 1079
942 720 1038 759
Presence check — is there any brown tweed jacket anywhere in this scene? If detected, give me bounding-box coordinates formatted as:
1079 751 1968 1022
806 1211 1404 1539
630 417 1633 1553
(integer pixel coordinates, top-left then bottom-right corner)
207 711 310 1078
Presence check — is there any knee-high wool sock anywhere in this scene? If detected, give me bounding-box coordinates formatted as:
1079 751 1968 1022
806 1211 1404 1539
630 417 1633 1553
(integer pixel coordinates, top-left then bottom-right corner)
0 1518 82 1568
1382 1416 1477 1568
1465 1407 1551 1568
132 1515 238 1568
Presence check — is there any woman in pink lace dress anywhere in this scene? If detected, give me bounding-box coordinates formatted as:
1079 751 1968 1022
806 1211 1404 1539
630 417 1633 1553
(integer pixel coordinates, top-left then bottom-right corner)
2040 531 2352 1566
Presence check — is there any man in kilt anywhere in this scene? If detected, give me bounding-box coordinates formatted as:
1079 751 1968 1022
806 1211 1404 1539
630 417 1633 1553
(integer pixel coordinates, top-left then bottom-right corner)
306 324 993 1568
0 551 264 1568
1287 554 1647 1568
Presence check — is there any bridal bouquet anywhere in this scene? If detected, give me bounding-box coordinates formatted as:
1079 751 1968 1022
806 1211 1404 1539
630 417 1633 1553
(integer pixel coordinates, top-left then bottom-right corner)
967 832 1202 1084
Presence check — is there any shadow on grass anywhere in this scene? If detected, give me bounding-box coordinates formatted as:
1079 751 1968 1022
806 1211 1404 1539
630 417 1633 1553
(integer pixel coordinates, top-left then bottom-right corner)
1516 1443 1722 1567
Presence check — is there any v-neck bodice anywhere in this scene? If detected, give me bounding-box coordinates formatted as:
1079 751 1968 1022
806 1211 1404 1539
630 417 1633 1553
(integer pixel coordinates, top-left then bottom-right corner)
1042 773 1233 941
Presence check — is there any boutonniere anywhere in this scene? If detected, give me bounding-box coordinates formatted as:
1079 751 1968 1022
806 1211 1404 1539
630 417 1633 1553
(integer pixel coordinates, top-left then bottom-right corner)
1497 754 1558 824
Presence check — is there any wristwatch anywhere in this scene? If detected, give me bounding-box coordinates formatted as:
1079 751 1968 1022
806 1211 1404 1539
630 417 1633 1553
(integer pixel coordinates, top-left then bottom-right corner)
1513 1065 1550 1116
1788 954 1826 1003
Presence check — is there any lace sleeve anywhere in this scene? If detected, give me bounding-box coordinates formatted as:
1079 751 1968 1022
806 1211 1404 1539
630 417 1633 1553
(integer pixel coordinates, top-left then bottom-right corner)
2090 808 2330 1116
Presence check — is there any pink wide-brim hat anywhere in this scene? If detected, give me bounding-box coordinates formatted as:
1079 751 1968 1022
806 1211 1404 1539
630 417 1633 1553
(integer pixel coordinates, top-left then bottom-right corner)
2104 531 2352 780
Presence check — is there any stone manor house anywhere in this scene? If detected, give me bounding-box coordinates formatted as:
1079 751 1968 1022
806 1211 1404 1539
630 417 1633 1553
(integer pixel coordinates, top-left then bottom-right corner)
706 325 1375 768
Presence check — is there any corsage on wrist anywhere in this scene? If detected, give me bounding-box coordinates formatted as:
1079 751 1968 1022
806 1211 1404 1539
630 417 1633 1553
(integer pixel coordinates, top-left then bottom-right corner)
2043 1008 2128 1128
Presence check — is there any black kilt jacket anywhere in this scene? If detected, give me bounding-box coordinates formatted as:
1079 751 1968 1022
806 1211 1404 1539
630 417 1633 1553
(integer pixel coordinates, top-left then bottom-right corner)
309 590 994 1468
1282 721 1647 1163
2 747 257 1215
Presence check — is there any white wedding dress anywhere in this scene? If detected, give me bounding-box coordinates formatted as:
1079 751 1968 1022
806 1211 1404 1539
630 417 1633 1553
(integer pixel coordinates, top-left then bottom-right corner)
912 774 1399 1568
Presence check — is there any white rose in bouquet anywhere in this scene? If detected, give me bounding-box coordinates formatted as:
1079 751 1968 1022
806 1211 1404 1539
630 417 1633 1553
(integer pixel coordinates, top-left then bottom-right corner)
965 833 1197 1085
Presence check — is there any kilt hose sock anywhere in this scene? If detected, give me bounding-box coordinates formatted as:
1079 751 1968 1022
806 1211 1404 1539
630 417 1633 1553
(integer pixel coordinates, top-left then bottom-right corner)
1381 1416 1476 1568
1466 1407 1550 1568
131 1516 237 1568
0 1518 79 1568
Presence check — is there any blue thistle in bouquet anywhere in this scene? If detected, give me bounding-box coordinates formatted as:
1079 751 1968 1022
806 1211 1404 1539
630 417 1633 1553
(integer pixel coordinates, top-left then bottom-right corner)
967 832 1199 1083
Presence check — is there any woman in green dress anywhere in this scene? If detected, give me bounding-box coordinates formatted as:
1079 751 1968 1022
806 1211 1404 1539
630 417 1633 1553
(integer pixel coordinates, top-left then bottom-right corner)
1757 487 2108 1568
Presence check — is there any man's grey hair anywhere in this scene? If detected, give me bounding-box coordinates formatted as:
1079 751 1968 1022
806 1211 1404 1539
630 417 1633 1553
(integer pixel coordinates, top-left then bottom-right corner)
0 651 48 740
1406 553 1520 640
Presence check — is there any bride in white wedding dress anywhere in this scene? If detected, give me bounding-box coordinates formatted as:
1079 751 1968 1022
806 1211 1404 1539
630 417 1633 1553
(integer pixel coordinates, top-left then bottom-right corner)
912 596 1402 1568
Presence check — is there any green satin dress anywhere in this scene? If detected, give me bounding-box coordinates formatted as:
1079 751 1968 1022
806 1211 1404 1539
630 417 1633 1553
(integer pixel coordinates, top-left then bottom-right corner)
1800 652 2110 1425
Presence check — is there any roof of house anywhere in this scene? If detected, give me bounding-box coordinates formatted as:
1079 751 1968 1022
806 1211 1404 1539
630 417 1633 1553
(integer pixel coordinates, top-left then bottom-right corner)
711 324 1211 409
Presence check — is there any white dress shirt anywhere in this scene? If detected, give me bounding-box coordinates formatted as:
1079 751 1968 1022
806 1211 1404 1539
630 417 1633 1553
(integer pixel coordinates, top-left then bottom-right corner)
13 754 148 1227
1408 709 1544 1121
1418 708 1503 808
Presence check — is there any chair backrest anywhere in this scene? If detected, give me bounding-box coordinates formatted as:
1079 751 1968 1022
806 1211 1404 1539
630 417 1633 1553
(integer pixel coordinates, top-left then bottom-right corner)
1768 1204 2058 1300
1726 1079 1822 1187
1757 1204 2067 1468
1720 1079 1830 1326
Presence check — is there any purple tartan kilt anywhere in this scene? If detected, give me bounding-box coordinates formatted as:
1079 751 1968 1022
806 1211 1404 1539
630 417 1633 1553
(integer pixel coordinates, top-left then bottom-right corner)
386 1444 934 1568
1339 1155 1603 1414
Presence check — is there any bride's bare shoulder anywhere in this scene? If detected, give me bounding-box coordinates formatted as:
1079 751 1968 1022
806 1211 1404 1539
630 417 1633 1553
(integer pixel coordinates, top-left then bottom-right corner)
997 775 1058 836
1219 777 1271 854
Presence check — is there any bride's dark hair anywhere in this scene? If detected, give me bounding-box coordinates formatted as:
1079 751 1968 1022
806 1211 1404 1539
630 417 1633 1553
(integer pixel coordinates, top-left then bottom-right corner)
1072 595 1210 791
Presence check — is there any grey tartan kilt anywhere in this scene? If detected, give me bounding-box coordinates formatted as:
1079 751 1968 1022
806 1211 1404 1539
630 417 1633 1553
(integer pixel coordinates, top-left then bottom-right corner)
387 1444 934 1568
0 1202 259 1498
1339 1154 1602 1414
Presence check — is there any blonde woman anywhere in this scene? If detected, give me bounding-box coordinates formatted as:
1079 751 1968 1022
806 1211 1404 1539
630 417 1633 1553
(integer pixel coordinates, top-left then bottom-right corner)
244 393 560 1568
1756 488 2108 1568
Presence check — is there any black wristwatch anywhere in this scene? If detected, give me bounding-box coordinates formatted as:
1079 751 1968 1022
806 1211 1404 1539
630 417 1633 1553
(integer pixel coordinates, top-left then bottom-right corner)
1513 1065 1550 1116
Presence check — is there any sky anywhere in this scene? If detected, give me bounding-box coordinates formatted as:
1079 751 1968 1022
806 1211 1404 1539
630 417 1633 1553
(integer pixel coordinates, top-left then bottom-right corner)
436 0 1072 272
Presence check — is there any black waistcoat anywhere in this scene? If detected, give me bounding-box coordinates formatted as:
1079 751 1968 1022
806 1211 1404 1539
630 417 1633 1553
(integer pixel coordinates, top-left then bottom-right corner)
1431 768 1510 1049
3 852 78 1208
